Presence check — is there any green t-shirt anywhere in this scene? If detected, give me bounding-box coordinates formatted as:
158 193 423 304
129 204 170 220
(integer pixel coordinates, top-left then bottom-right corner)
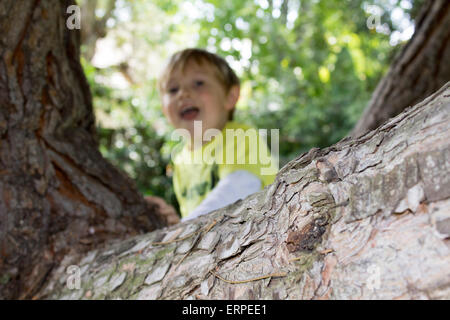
172 121 278 218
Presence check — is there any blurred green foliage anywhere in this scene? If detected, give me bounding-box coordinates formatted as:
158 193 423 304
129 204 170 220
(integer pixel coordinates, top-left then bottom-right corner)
81 0 425 209
83 58 179 210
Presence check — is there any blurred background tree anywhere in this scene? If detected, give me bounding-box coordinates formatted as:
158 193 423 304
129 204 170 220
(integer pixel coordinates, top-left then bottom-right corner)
77 0 426 210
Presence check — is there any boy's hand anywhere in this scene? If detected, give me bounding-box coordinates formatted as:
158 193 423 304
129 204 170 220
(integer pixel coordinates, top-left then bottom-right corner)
144 196 180 226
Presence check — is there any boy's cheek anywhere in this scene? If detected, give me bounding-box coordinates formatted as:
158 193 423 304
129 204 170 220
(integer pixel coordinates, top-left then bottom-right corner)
162 95 173 109
161 102 173 120
163 112 176 126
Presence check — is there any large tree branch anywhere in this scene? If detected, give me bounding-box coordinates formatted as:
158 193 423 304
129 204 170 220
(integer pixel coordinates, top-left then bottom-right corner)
351 0 450 138
41 82 450 300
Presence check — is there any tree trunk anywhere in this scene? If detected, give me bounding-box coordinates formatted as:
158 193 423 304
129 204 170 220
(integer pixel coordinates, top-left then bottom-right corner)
40 82 450 300
351 0 450 138
79 0 116 62
0 0 164 299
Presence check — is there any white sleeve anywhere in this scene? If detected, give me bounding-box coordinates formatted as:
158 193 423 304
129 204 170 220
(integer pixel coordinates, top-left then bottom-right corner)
182 170 262 222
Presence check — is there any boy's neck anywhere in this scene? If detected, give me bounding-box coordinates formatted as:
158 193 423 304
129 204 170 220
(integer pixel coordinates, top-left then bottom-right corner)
186 122 231 151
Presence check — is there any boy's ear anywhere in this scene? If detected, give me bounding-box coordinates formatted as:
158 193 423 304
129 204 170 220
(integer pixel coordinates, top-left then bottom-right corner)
225 85 240 111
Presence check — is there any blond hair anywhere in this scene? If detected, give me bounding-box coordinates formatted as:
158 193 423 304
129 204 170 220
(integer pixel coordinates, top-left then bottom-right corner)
159 48 240 120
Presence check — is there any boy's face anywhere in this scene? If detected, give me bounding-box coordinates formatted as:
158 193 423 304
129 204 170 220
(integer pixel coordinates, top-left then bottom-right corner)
161 60 239 142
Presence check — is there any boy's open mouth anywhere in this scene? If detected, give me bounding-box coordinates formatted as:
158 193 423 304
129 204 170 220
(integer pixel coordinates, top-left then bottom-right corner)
180 106 200 120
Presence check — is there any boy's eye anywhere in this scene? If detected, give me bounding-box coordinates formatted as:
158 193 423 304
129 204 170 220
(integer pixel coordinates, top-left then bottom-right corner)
195 80 204 87
168 87 179 94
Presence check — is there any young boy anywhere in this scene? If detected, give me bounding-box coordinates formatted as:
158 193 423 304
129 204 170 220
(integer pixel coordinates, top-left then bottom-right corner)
158 48 278 221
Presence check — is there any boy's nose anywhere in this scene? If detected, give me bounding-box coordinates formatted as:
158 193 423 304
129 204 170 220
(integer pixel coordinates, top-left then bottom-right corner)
178 85 192 97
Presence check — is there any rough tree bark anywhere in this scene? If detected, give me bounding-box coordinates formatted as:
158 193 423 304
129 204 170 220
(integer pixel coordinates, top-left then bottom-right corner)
351 0 450 138
0 0 165 299
1 0 449 301
40 83 450 300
